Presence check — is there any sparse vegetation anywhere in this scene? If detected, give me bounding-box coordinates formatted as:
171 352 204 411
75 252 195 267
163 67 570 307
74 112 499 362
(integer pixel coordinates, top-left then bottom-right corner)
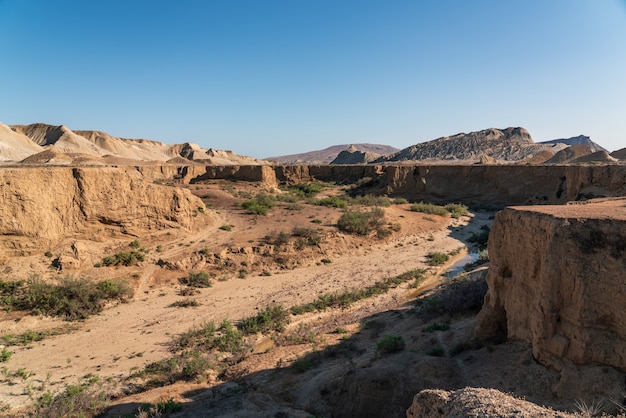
129 239 141 249
0 276 131 320
410 202 448 216
291 356 313 373
0 348 11 362
33 375 110 418
314 196 348 209
376 335 405 355
169 299 200 308
100 250 145 267
426 346 445 357
180 271 212 288
241 193 276 215
444 203 469 218
219 224 233 231
238 305 290 334
337 208 386 236
290 269 425 315
290 182 324 198
427 251 449 266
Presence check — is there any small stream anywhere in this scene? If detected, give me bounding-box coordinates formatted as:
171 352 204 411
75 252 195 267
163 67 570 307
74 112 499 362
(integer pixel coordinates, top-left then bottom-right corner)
444 251 480 278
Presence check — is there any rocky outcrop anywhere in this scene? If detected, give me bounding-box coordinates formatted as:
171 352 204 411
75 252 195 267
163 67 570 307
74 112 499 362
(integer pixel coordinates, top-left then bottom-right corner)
266 143 399 165
377 127 554 163
331 145 383 164
406 388 571 418
540 135 607 153
0 167 209 254
476 199 626 372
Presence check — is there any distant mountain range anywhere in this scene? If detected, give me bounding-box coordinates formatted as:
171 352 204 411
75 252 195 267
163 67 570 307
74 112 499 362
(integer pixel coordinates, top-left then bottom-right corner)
266 144 400 165
1 122 623 166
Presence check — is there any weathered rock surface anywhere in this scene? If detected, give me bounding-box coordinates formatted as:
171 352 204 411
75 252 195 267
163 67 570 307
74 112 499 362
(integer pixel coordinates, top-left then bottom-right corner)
330 145 384 164
476 200 626 396
540 135 607 153
611 148 626 160
544 144 594 164
266 143 399 165
0 167 209 254
406 388 571 418
377 127 557 163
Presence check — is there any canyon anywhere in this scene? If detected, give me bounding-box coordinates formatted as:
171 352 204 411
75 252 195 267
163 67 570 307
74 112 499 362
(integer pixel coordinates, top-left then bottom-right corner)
0 163 625 417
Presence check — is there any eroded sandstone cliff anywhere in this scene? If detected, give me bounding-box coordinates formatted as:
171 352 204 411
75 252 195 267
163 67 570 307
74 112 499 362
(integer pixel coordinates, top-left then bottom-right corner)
0 167 208 254
475 199 626 400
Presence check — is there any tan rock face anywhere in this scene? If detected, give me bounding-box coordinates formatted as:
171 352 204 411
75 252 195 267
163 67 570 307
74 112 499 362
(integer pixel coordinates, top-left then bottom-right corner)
476 200 626 372
0 167 208 253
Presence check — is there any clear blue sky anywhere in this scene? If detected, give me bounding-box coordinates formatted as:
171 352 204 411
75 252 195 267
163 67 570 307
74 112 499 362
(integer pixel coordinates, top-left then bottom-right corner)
1 0 625 158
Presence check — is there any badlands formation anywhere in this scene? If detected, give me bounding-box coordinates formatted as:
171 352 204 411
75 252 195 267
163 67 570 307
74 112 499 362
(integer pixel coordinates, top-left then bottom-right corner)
0 123 625 417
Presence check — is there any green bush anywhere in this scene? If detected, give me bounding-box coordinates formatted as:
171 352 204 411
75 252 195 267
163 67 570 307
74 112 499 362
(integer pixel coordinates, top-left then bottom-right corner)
291 182 324 197
427 252 449 266
314 196 348 209
376 335 405 355
291 356 313 373
169 299 200 308
349 194 392 207
426 347 445 357
0 348 11 362
100 250 145 267
181 272 212 288
129 239 141 249
445 203 469 218
337 208 385 236
410 202 448 216
5 276 132 320
238 305 289 335
241 193 276 215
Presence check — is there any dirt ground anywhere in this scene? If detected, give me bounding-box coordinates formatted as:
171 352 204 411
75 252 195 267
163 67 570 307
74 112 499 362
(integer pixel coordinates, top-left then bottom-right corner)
0 180 496 416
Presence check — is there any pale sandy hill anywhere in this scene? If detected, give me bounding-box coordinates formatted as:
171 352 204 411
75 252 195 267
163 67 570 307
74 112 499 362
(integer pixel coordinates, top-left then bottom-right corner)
166 156 198 165
544 144 593 164
74 130 175 161
571 150 618 164
20 146 74 165
540 134 607 152
195 148 266 165
0 122 43 161
12 123 106 156
6 122 267 165
518 150 555 165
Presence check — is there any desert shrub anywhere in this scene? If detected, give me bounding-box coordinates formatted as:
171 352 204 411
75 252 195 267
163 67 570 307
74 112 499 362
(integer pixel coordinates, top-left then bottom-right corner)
376 335 405 355
290 182 324 197
292 227 321 247
213 320 251 360
180 271 212 288
100 250 145 267
393 197 409 204
445 203 469 218
238 305 289 334
422 322 450 333
0 348 11 362
34 376 109 418
155 245 163 253
129 239 141 248
138 399 183 415
410 202 448 216
426 346 445 357
290 269 425 315
337 208 385 236
44 251 53 258
416 272 488 318
8 276 132 320
468 226 490 248
241 193 276 215
314 196 348 209
426 252 449 266
169 299 199 308
219 224 233 231
291 356 313 373
142 350 213 385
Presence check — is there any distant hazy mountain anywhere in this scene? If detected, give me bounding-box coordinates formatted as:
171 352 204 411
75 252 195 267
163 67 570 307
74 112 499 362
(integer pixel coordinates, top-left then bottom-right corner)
375 127 558 163
2 122 266 165
539 135 607 153
266 144 400 165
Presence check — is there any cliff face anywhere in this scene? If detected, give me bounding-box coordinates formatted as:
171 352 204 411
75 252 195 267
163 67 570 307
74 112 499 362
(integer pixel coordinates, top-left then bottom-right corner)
476 200 626 373
0 167 207 253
